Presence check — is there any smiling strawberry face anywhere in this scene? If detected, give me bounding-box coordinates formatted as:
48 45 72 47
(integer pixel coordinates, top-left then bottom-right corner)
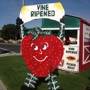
21 34 64 77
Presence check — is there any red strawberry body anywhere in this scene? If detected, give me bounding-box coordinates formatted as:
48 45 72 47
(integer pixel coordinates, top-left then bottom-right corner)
21 35 64 77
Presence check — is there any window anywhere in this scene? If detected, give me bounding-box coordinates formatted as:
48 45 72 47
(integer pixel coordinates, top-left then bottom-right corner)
64 30 77 45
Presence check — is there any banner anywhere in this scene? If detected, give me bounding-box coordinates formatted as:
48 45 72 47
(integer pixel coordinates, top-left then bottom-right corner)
19 2 65 23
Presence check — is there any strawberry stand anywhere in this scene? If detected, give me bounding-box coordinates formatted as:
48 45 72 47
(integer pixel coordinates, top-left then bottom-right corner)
41 15 90 73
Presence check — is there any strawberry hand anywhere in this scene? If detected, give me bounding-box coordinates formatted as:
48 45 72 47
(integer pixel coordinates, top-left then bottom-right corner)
59 60 64 67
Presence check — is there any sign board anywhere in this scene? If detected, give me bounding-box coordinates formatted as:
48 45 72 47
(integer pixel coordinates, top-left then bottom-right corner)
19 2 65 23
83 24 90 42
58 46 79 72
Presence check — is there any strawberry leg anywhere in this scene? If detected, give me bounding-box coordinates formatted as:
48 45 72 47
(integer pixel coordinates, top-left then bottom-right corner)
24 72 38 89
45 74 60 90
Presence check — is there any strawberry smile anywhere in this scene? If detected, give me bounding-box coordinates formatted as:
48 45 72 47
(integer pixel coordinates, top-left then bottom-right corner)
33 56 48 62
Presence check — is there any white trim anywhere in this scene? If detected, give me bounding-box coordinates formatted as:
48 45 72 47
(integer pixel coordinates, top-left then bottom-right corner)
65 28 80 30
41 28 59 30
83 24 84 65
41 27 80 30
83 45 90 64
84 45 90 47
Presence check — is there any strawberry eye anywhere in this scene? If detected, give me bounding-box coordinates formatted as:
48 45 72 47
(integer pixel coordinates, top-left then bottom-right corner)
42 45 47 50
34 46 38 50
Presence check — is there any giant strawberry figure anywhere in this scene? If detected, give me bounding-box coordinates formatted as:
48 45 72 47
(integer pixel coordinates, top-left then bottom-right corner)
21 27 64 90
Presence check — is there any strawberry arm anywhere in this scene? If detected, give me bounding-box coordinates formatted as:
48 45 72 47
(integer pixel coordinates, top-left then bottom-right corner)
57 23 65 40
27 27 52 40
26 26 65 41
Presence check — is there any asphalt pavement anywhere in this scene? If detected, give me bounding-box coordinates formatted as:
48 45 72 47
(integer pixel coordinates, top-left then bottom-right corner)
0 43 21 57
0 43 20 53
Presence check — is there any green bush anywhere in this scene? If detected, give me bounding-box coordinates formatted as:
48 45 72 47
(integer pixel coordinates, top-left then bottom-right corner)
1 24 20 40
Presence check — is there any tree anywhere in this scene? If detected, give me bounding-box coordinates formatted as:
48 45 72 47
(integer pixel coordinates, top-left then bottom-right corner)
1 24 20 40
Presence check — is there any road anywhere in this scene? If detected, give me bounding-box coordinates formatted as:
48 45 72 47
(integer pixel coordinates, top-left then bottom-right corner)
0 43 20 54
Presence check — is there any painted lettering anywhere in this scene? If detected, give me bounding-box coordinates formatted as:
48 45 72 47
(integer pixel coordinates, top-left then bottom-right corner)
30 10 55 17
31 11 34 17
37 4 49 10
37 5 41 10
46 5 49 10
51 10 55 16
67 66 75 69
69 48 74 50
66 50 77 54
86 28 90 31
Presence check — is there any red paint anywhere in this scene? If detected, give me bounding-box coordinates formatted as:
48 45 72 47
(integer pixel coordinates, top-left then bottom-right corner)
79 18 90 72
21 35 64 77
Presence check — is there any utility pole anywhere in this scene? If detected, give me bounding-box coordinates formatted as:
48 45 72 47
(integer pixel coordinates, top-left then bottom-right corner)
22 0 25 6
20 0 25 39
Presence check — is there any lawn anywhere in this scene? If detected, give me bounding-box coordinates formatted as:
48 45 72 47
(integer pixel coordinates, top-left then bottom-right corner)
0 55 90 90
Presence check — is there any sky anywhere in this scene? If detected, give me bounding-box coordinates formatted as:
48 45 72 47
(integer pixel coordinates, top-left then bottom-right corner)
0 0 90 29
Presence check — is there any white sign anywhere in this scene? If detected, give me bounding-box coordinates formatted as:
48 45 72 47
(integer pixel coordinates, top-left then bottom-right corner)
83 24 90 42
58 46 79 72
19 2 65 23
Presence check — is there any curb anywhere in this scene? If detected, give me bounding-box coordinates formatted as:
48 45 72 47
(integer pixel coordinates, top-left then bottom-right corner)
0 53 21 57
0 80 7 90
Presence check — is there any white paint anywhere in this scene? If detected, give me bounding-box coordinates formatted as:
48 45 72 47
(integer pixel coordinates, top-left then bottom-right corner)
33 56 48 62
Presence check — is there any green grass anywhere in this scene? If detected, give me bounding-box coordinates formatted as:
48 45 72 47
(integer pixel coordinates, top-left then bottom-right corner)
0 55 90 90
